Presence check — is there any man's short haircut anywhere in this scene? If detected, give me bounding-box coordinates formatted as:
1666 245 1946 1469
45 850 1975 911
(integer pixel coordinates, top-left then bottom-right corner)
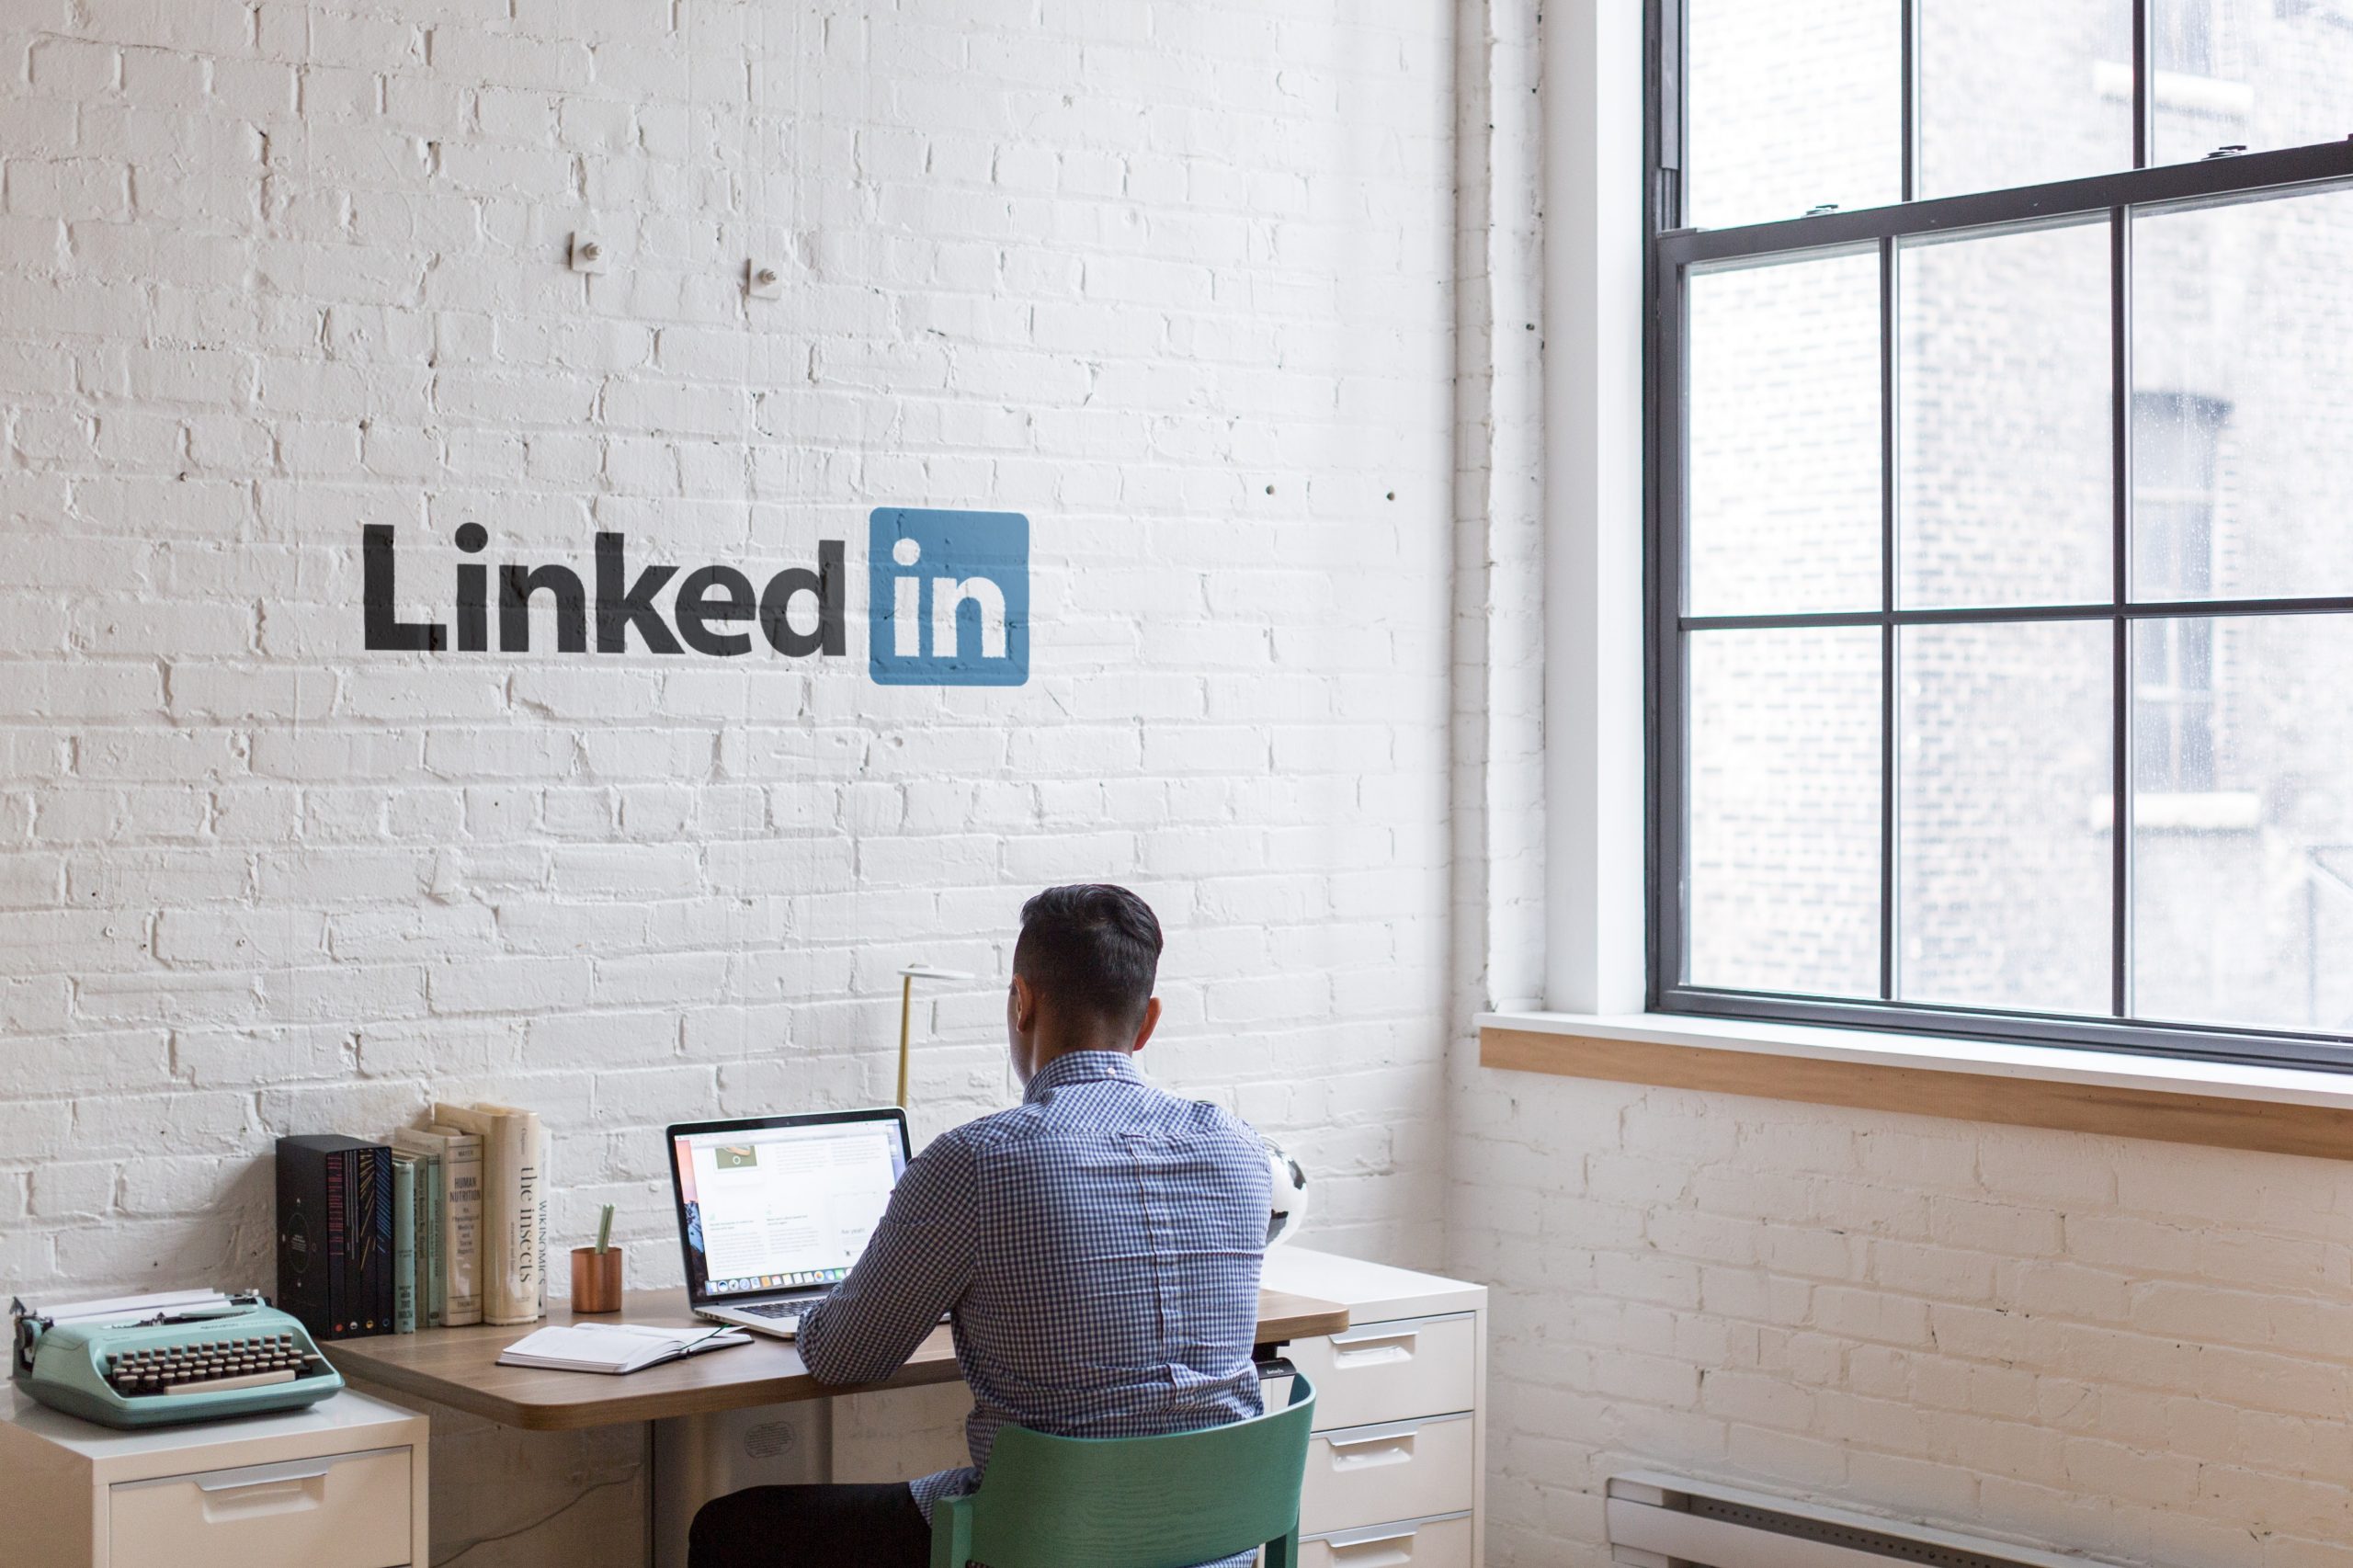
1014 883 1163 1033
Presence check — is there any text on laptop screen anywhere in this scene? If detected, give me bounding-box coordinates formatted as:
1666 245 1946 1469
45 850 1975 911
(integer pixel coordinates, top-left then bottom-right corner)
674 1120 906 1298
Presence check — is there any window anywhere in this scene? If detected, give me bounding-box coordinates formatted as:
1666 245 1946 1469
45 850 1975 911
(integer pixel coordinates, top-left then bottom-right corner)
2131 392 2224 794
1648 0 2353 1065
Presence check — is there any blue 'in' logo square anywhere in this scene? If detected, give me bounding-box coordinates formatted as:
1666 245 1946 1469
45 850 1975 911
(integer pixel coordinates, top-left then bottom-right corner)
868 507 1029 687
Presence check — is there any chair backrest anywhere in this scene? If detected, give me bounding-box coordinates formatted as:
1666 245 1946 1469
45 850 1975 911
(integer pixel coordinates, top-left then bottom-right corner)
943 1372 1317 1568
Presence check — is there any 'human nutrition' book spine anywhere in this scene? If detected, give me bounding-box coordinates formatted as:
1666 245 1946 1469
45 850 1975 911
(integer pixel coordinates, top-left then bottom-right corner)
440 1131 483 1325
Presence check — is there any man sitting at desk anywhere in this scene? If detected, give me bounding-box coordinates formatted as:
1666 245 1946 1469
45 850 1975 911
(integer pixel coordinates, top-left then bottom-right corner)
688 883 1274 1568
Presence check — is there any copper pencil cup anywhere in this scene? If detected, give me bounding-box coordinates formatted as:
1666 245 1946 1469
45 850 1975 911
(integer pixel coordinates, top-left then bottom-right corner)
571 1246 624 1313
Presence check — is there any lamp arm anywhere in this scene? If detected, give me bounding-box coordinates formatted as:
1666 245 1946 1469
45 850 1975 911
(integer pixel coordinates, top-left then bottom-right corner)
895 972 914 1108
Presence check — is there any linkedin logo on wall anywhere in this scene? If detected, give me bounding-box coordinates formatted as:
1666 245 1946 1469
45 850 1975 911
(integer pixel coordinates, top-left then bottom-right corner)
358 506 1030 688
867 507 1029 687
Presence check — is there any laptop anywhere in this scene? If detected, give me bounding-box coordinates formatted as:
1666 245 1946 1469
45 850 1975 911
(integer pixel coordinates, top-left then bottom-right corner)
665 1108 912 1340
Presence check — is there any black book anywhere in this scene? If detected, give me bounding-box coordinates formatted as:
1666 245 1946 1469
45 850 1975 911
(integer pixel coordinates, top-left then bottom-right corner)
347 1142 393 1336
277 1135 393 1341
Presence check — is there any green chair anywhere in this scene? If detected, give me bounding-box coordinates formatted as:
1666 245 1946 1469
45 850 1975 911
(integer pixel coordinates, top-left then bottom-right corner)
928 1372 1318 1568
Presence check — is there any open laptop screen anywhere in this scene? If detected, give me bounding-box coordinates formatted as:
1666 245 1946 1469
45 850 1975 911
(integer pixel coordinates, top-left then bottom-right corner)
670 1112 909 1302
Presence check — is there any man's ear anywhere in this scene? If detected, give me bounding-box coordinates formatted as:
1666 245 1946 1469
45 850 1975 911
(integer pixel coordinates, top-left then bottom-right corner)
1008 973 1036 1032
1130 995 1162 1052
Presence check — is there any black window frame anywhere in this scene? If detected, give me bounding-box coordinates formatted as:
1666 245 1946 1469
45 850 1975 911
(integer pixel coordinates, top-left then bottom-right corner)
1643 0 2353 1072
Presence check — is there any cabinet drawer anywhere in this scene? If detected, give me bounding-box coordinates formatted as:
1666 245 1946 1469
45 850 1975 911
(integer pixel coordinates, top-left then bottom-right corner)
1303 1513 1473 1568
1286 1313 1475 1431
1300 1414 1474 1534
110 1446 411 1568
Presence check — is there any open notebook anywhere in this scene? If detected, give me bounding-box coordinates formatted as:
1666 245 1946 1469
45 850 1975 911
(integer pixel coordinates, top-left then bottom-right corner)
496 1322 750 1375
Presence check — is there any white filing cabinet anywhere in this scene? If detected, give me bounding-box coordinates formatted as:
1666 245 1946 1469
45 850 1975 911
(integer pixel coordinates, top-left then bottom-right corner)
0 1386 428 1568
1261 1247 1487 1568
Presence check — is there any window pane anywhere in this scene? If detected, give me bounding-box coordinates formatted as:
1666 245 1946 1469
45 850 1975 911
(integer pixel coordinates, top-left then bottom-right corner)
1688 254 1882 616
1899 222 2113 608
2152 0 2353 166
2132 186 2353 599
1918 0 2132 199
1897 622 2113 1016
1687 629 1882 997
1688 0 1900 229
2133 613 2353 1033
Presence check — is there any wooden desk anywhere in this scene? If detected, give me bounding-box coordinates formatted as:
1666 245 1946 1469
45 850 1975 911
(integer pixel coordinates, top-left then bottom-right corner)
324 1286 1350 1431
328 1285 1348 1568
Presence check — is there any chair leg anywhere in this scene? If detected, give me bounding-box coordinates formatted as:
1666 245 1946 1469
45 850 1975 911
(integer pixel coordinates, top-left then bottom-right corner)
1266 1527 1299 1568
928 1494 975 1568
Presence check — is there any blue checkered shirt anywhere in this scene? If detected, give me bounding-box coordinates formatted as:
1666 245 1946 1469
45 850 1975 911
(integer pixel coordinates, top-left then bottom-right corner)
798 1051 1271 1563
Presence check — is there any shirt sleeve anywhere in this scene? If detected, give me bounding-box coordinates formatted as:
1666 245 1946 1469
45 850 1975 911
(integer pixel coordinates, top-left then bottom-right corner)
797 1130 979 1385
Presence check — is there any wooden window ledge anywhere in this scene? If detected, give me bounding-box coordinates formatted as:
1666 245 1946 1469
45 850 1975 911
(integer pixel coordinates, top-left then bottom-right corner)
1478 1011 2353 1161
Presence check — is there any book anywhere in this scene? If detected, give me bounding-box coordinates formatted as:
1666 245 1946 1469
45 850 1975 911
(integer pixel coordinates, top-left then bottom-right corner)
276 1134 393 1341
391 1153 417 1334
418 1149 445 1329
393 1126 483 1326
480 1101 550 1324
494 1322 748 1375
348 1141 392 1336
432 1101 549 1326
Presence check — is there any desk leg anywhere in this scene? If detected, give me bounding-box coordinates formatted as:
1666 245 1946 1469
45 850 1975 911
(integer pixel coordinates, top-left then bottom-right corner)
650 1401 834 1568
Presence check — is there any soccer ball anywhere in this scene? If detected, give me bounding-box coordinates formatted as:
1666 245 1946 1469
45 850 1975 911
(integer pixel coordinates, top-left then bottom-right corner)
1262 1136 1310 1247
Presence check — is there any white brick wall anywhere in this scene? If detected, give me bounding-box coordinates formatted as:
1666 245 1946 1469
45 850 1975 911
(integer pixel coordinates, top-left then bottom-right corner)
14 5 2340 1567
0 1 1454 1560
1448 1074 2353 1567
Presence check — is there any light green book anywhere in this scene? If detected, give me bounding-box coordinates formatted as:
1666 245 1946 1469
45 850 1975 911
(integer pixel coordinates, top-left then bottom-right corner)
393 1126 482 1326
391 1153 418 1334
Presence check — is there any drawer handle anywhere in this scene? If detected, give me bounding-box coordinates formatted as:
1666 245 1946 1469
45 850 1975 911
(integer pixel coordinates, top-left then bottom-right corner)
198 1461 334 1493
1330 1328 1417 1367
1325 1431 1416 1470
1329 1528 1419 1568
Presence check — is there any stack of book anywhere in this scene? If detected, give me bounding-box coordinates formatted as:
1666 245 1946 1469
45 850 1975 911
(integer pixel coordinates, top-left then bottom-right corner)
417 1101 549 1326
275 1135 395 1341
274 1098 550 1341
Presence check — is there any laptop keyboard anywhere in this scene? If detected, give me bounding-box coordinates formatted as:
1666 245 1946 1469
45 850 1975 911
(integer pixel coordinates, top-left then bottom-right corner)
739 1301 803 1320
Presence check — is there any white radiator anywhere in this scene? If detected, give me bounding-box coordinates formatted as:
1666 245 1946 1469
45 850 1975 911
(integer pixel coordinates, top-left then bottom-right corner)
1607 1473 2125 1568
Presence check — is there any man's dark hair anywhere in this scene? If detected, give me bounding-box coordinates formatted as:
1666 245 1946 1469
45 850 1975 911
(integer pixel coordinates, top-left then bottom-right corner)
1014 883 1164 1033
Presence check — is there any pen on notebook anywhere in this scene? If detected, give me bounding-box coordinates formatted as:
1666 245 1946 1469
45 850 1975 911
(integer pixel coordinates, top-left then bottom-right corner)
644 1327 738 1369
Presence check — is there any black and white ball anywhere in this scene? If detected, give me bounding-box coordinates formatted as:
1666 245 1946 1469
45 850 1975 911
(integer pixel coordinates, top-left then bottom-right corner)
1262 1135 1310 1247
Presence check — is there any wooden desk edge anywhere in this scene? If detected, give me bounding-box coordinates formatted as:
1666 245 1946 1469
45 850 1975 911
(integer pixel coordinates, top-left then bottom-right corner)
330 1290 1350 1433
339 1347 971 1432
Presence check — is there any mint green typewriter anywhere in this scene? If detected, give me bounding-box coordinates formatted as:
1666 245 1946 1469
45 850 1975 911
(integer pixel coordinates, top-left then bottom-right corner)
10 1290 344 1428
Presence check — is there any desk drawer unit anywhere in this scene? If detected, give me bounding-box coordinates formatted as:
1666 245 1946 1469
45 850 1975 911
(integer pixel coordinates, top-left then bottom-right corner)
1257 1250 1487 1566
1300 1412 1475 1534
1302 1512 1474 1568
1284 1314 1475 1432
109 1446 413 1568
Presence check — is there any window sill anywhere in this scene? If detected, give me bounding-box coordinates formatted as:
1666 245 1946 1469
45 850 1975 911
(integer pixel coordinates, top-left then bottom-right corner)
1477 1009 2353 1160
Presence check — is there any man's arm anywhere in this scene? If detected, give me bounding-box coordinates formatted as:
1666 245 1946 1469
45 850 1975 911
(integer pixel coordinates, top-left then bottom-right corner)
796 1131 978 1384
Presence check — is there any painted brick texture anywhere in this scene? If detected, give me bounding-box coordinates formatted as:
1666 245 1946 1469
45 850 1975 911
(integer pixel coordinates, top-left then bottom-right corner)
0 1 1453 1560
1449 1073 2353 1568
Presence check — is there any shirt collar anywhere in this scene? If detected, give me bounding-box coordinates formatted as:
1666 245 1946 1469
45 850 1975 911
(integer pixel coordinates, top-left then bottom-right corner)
1022 1049 1145 1103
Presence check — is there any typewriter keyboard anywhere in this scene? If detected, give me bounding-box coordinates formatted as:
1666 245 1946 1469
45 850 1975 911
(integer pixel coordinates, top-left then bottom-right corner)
105 1333 318 1397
